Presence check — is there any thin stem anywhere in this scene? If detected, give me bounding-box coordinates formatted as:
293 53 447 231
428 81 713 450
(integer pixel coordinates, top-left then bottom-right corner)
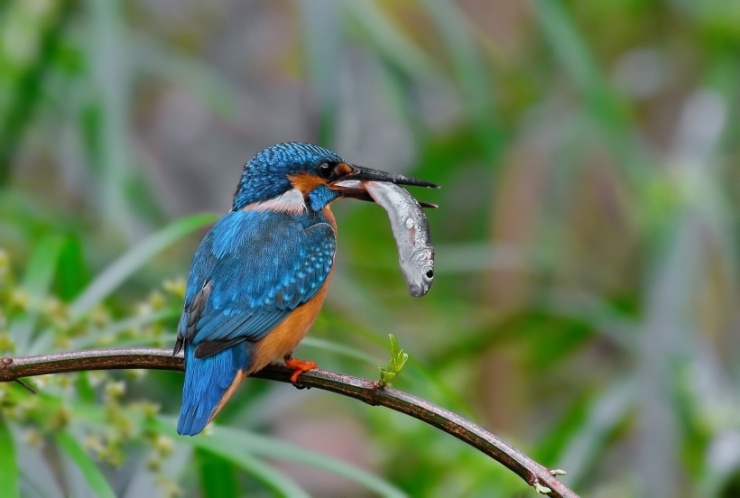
0 347 578 498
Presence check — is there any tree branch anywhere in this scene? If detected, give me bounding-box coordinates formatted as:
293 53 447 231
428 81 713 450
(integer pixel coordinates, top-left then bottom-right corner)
0 348 578 498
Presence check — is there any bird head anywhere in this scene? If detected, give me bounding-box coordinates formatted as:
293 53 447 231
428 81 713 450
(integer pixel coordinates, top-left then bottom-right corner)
232 142 436 213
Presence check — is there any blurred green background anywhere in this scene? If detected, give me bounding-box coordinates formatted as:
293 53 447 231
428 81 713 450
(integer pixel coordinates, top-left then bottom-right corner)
1 0 740 496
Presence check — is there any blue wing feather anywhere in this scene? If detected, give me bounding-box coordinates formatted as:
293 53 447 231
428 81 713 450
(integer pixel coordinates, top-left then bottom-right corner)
178 210 336 356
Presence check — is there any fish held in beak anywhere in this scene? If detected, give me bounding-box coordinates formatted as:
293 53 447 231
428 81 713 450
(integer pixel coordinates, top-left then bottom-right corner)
361 180 436 297
333 179 438 208
329 164 438 204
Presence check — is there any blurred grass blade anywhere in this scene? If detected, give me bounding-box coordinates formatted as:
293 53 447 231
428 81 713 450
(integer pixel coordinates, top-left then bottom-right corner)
69 213 217 318
420 0 499 158
56 235 90 301
0 420 19 498
300 337 379 364
196 442 308 498
531 0 643 174
55 431 116 498
343 1 436 79
76 372 97 404
151 418 407 498
212 426 408 498
196 449 240 498
0 1 70 184
72 308 180 349
87 0 137 238
10 235 65 351
154 423 309 498
132 32 240 120
552 379 635 485
531 0 600 97
297 0 341 144
702 430 740 496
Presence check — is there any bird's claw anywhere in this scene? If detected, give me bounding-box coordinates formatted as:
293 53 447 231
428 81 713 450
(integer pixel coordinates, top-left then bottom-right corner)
283 355 317 385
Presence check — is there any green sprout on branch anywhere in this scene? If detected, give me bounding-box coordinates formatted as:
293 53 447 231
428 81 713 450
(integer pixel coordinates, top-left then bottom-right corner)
378 334 408 388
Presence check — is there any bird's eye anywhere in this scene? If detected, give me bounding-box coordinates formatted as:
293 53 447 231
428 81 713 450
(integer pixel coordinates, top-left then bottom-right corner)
318 162 333 179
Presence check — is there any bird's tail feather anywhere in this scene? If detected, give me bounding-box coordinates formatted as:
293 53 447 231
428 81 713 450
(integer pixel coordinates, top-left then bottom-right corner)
177 343 249 436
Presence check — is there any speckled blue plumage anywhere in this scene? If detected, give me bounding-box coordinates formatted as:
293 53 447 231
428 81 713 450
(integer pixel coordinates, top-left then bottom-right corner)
176 143 342 436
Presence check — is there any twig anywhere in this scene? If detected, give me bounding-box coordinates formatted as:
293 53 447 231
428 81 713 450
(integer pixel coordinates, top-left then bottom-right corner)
0 348 578 498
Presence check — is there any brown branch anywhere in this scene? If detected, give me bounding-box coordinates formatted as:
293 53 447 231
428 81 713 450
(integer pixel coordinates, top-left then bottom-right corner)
0 348 578 498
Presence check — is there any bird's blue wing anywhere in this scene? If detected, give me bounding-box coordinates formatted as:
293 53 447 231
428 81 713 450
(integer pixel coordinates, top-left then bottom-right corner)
175 210 335 358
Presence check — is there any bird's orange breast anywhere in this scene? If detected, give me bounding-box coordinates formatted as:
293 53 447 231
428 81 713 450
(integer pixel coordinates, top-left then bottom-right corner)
247 276 331 374
247 205 336 373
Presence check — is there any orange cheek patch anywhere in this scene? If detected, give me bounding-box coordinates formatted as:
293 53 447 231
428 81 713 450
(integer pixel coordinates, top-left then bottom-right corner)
288 173 326 195
335 162 353 176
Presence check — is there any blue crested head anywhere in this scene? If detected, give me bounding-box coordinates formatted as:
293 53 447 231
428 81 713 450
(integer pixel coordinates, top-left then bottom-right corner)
232 142 344 211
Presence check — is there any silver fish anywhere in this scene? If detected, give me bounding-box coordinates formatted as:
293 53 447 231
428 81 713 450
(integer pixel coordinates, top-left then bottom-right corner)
363 181 435 297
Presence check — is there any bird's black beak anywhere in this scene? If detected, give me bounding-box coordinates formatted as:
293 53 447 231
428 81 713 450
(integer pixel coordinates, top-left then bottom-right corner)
331 165 439 207
344 165 439 189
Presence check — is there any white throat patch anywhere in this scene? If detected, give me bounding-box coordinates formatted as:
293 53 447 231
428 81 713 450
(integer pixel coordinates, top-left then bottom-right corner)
243 188 307 215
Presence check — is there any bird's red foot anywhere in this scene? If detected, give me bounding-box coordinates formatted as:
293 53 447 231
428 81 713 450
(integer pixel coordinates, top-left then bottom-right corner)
283 355 317 384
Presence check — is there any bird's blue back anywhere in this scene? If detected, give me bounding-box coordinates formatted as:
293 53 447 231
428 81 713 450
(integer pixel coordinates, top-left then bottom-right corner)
176 208 336 435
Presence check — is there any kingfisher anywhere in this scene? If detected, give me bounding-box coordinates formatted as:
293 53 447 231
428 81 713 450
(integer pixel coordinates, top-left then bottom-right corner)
174 142 436 436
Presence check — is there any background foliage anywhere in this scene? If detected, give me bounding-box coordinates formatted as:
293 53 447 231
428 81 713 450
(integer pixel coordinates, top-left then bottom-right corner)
2 0 740 496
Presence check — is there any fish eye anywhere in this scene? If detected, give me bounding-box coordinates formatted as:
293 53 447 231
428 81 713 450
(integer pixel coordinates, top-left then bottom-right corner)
425 269 434 279
318 162 333 179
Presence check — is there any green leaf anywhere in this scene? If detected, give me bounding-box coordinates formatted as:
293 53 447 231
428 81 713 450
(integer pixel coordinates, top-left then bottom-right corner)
378 334 409 387
69 213 217 318
55 235 90 301
196 448 240 498
75 372 97 404
202 447 309 498
10 234 65 351
55 431 116 498
0 419 19 498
